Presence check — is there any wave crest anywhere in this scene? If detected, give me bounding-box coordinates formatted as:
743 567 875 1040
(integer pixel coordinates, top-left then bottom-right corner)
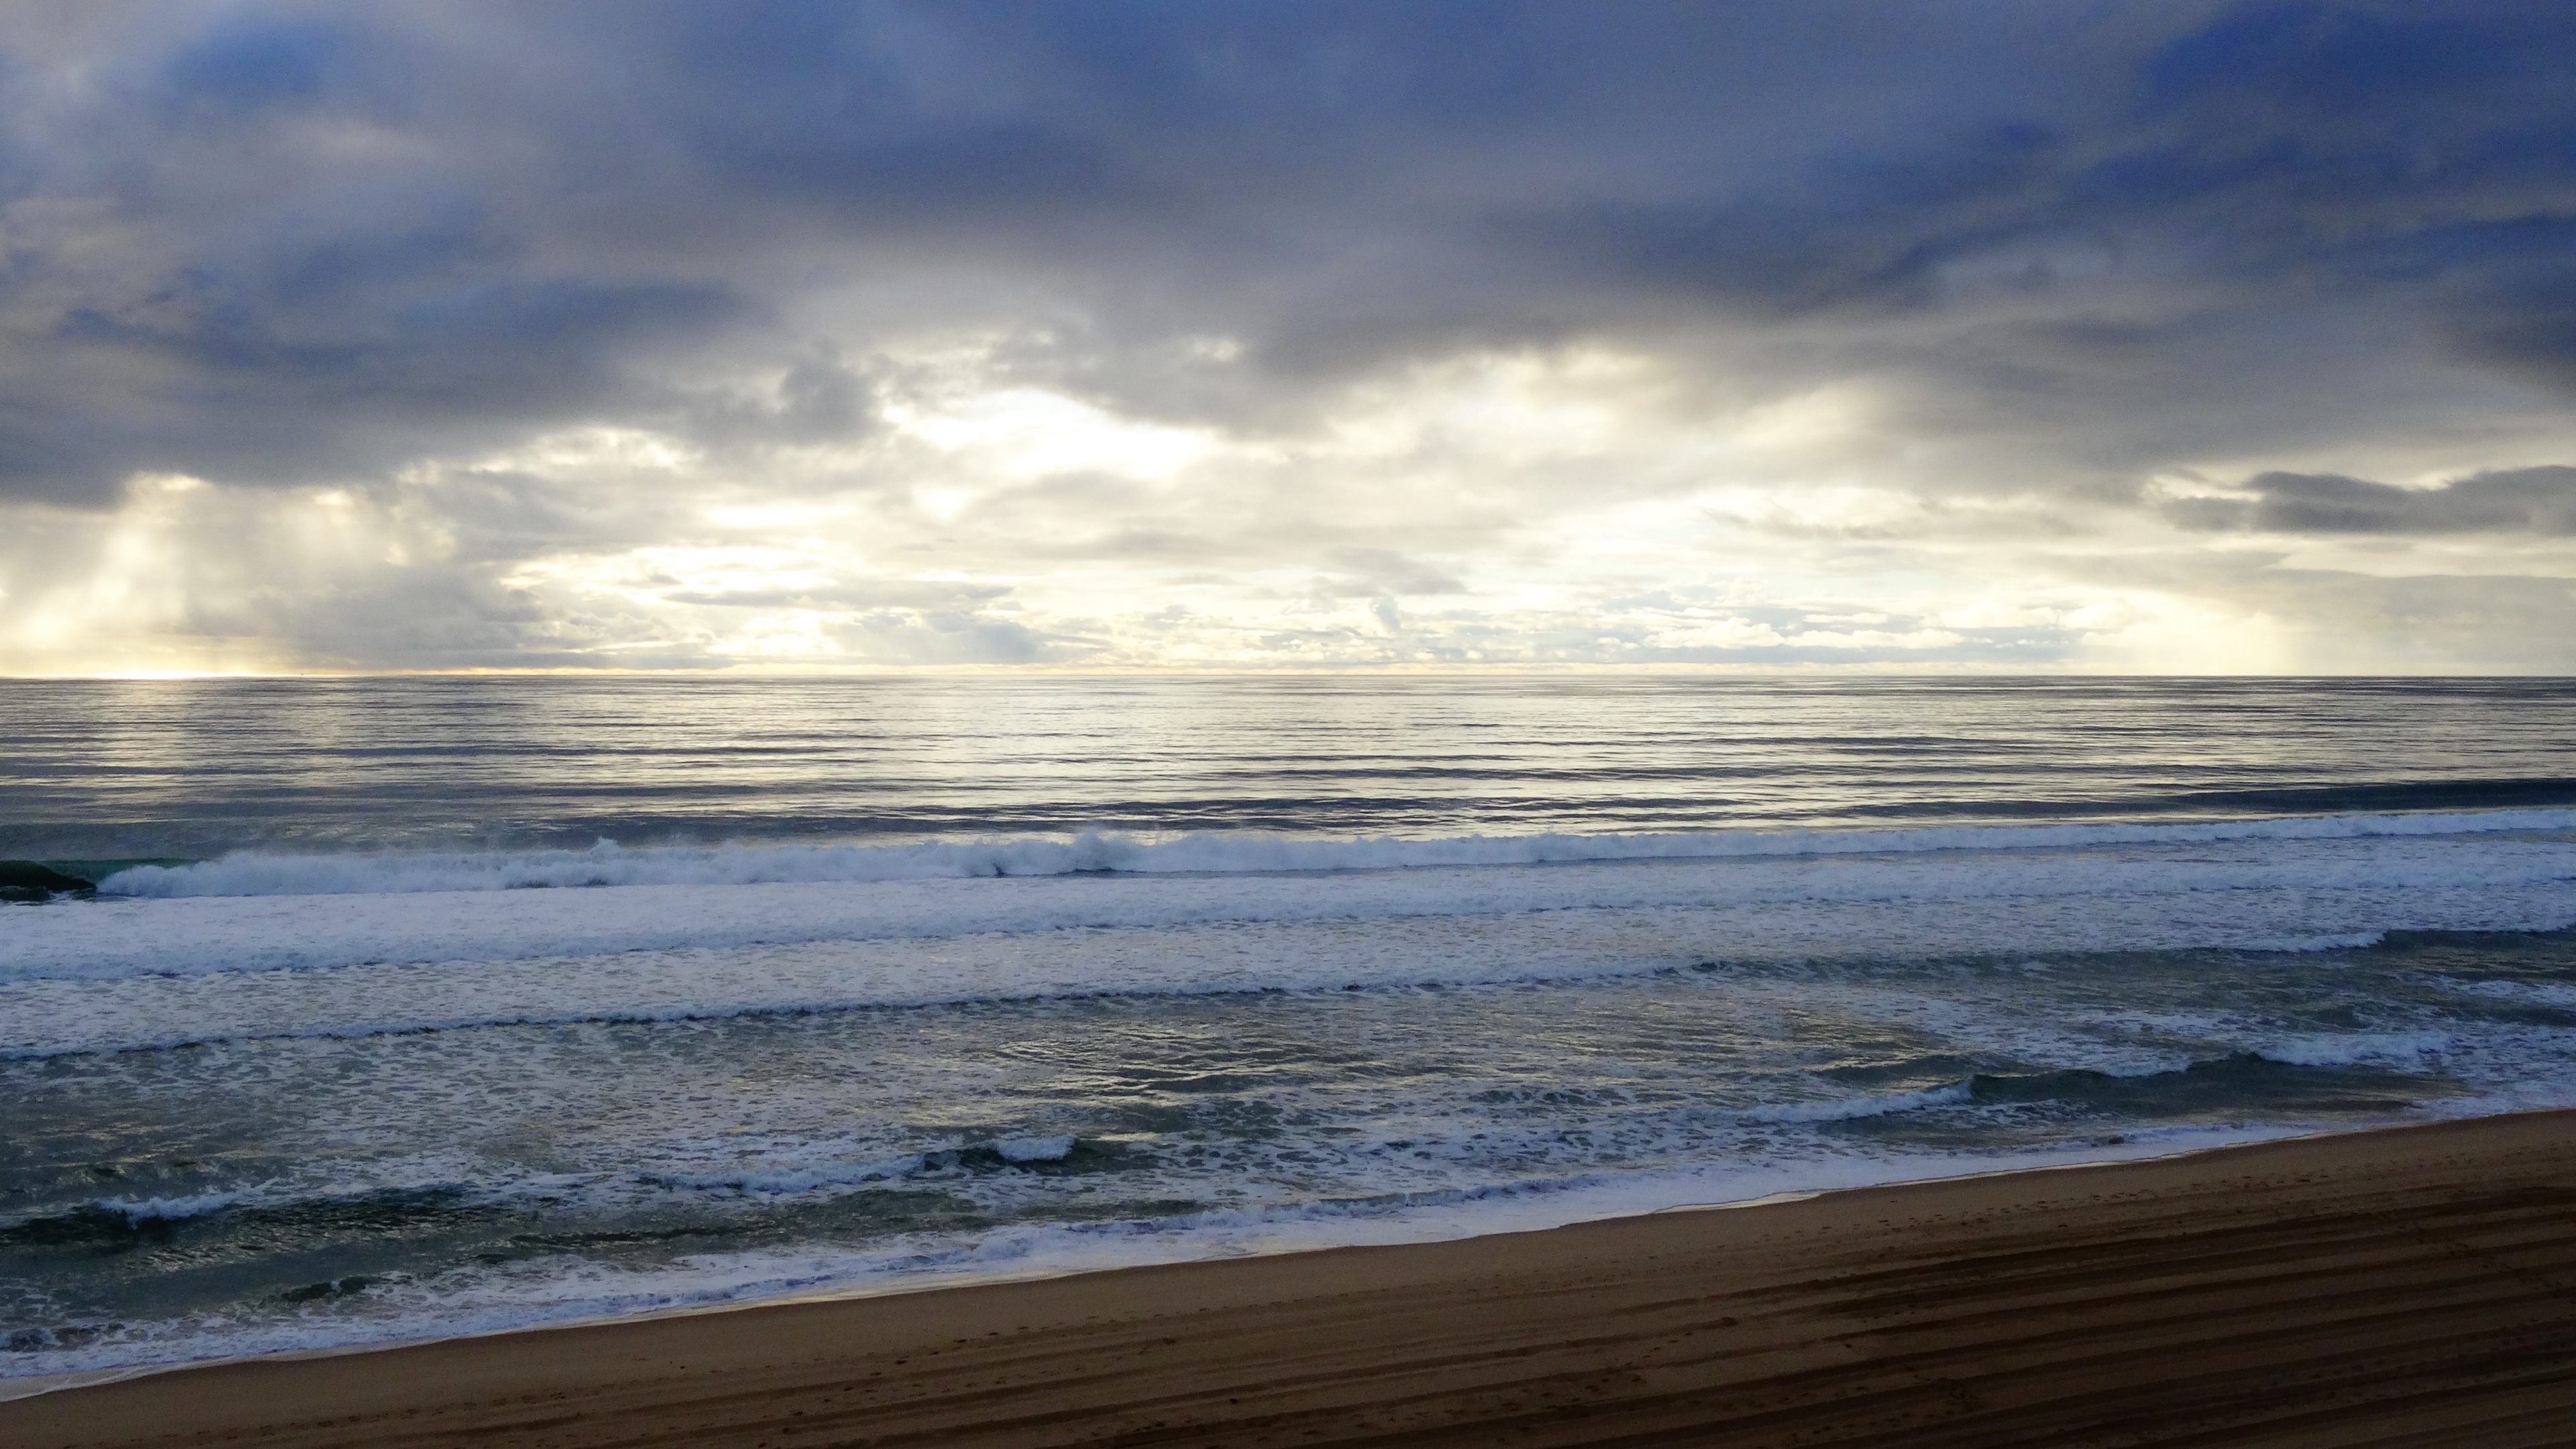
96 808 2576 899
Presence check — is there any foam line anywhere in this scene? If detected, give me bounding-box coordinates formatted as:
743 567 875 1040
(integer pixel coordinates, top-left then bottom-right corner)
91 808 2576 899
0 1119 2371 1381
8 875 2573 1060
17 828 2576 987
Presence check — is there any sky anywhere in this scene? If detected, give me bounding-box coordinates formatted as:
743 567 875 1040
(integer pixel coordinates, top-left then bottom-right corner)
4 1 2575 675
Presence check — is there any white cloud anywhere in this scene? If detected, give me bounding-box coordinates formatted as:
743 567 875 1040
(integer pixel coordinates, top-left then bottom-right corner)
10 330 2576 676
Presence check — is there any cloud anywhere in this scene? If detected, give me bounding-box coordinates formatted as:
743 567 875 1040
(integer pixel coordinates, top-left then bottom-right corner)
660 580 1008 609
1315 549 1466 598
2169 467 2576 535
2054 546 2576 673
3 3 2576 673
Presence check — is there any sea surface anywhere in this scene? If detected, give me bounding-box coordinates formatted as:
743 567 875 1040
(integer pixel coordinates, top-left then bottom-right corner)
5 674 2576 1380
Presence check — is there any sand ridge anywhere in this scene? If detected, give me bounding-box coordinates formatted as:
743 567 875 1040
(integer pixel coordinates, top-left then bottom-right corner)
7 1111 2576 1447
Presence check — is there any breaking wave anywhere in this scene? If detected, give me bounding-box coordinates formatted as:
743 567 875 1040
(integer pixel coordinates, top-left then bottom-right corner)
91 807 2576 899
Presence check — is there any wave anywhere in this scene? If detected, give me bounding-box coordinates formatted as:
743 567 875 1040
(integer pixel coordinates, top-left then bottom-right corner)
19 849 2576 990
1746 1083 1975 1122
1 1138 1098 1246
2430 977 2576 1009
0 1050 2436 1256
1738 1051 2455 1132
2253 1032 2451 1067
0 1124 2274 1378
5 1195 239 1242
2232 930 2392 954
0 1041 2452 1258
10 866 2575 1061
9 900 2573 1066
0 1184 491 1248
90 808 2576 899
1968 1052 2447 1115
645 1136 1084 1198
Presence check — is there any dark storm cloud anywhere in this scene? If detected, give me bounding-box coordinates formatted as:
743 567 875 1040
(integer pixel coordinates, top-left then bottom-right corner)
3 1 2574 508
1513 6 2576 294
2171 466 2576 535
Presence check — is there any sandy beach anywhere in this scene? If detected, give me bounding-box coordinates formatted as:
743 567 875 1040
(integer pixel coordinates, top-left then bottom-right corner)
6 1110 2574 1448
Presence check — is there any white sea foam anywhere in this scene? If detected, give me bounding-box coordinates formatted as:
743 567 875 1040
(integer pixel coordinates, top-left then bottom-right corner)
16 691 2576 1387
645 1155 930 1198
8 827 2576 1059
0 1120 2344 1382
5 883 2570 1061
996 1135 1077 1163
89 808 2576 899
88 1193 248 1228
2430 978 2576 1007
14 823 2576 992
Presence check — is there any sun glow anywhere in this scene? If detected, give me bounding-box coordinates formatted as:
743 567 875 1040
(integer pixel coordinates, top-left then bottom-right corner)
894 388 1218 480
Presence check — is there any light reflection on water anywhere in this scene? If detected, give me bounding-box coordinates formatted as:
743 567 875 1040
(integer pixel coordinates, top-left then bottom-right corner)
5 674 2576 859
3 675 2575 1374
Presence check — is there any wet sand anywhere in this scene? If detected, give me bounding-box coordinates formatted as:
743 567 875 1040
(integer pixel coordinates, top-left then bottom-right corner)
9 1110 2576 1448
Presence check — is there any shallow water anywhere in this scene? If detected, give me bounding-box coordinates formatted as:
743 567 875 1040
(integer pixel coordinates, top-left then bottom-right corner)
3 675 2574 1375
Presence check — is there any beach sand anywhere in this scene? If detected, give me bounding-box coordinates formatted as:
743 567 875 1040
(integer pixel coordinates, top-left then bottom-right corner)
8 1110 2576 1448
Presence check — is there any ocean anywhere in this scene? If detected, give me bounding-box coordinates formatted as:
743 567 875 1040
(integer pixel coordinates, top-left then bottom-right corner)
5 674 2576 1381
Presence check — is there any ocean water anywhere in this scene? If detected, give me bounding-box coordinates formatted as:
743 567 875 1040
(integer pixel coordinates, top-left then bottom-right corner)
5 674 2576 1380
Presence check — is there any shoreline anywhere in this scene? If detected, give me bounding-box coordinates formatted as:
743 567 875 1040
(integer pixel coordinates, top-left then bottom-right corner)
0 1115 2365 1403
11 1108 2576 1447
